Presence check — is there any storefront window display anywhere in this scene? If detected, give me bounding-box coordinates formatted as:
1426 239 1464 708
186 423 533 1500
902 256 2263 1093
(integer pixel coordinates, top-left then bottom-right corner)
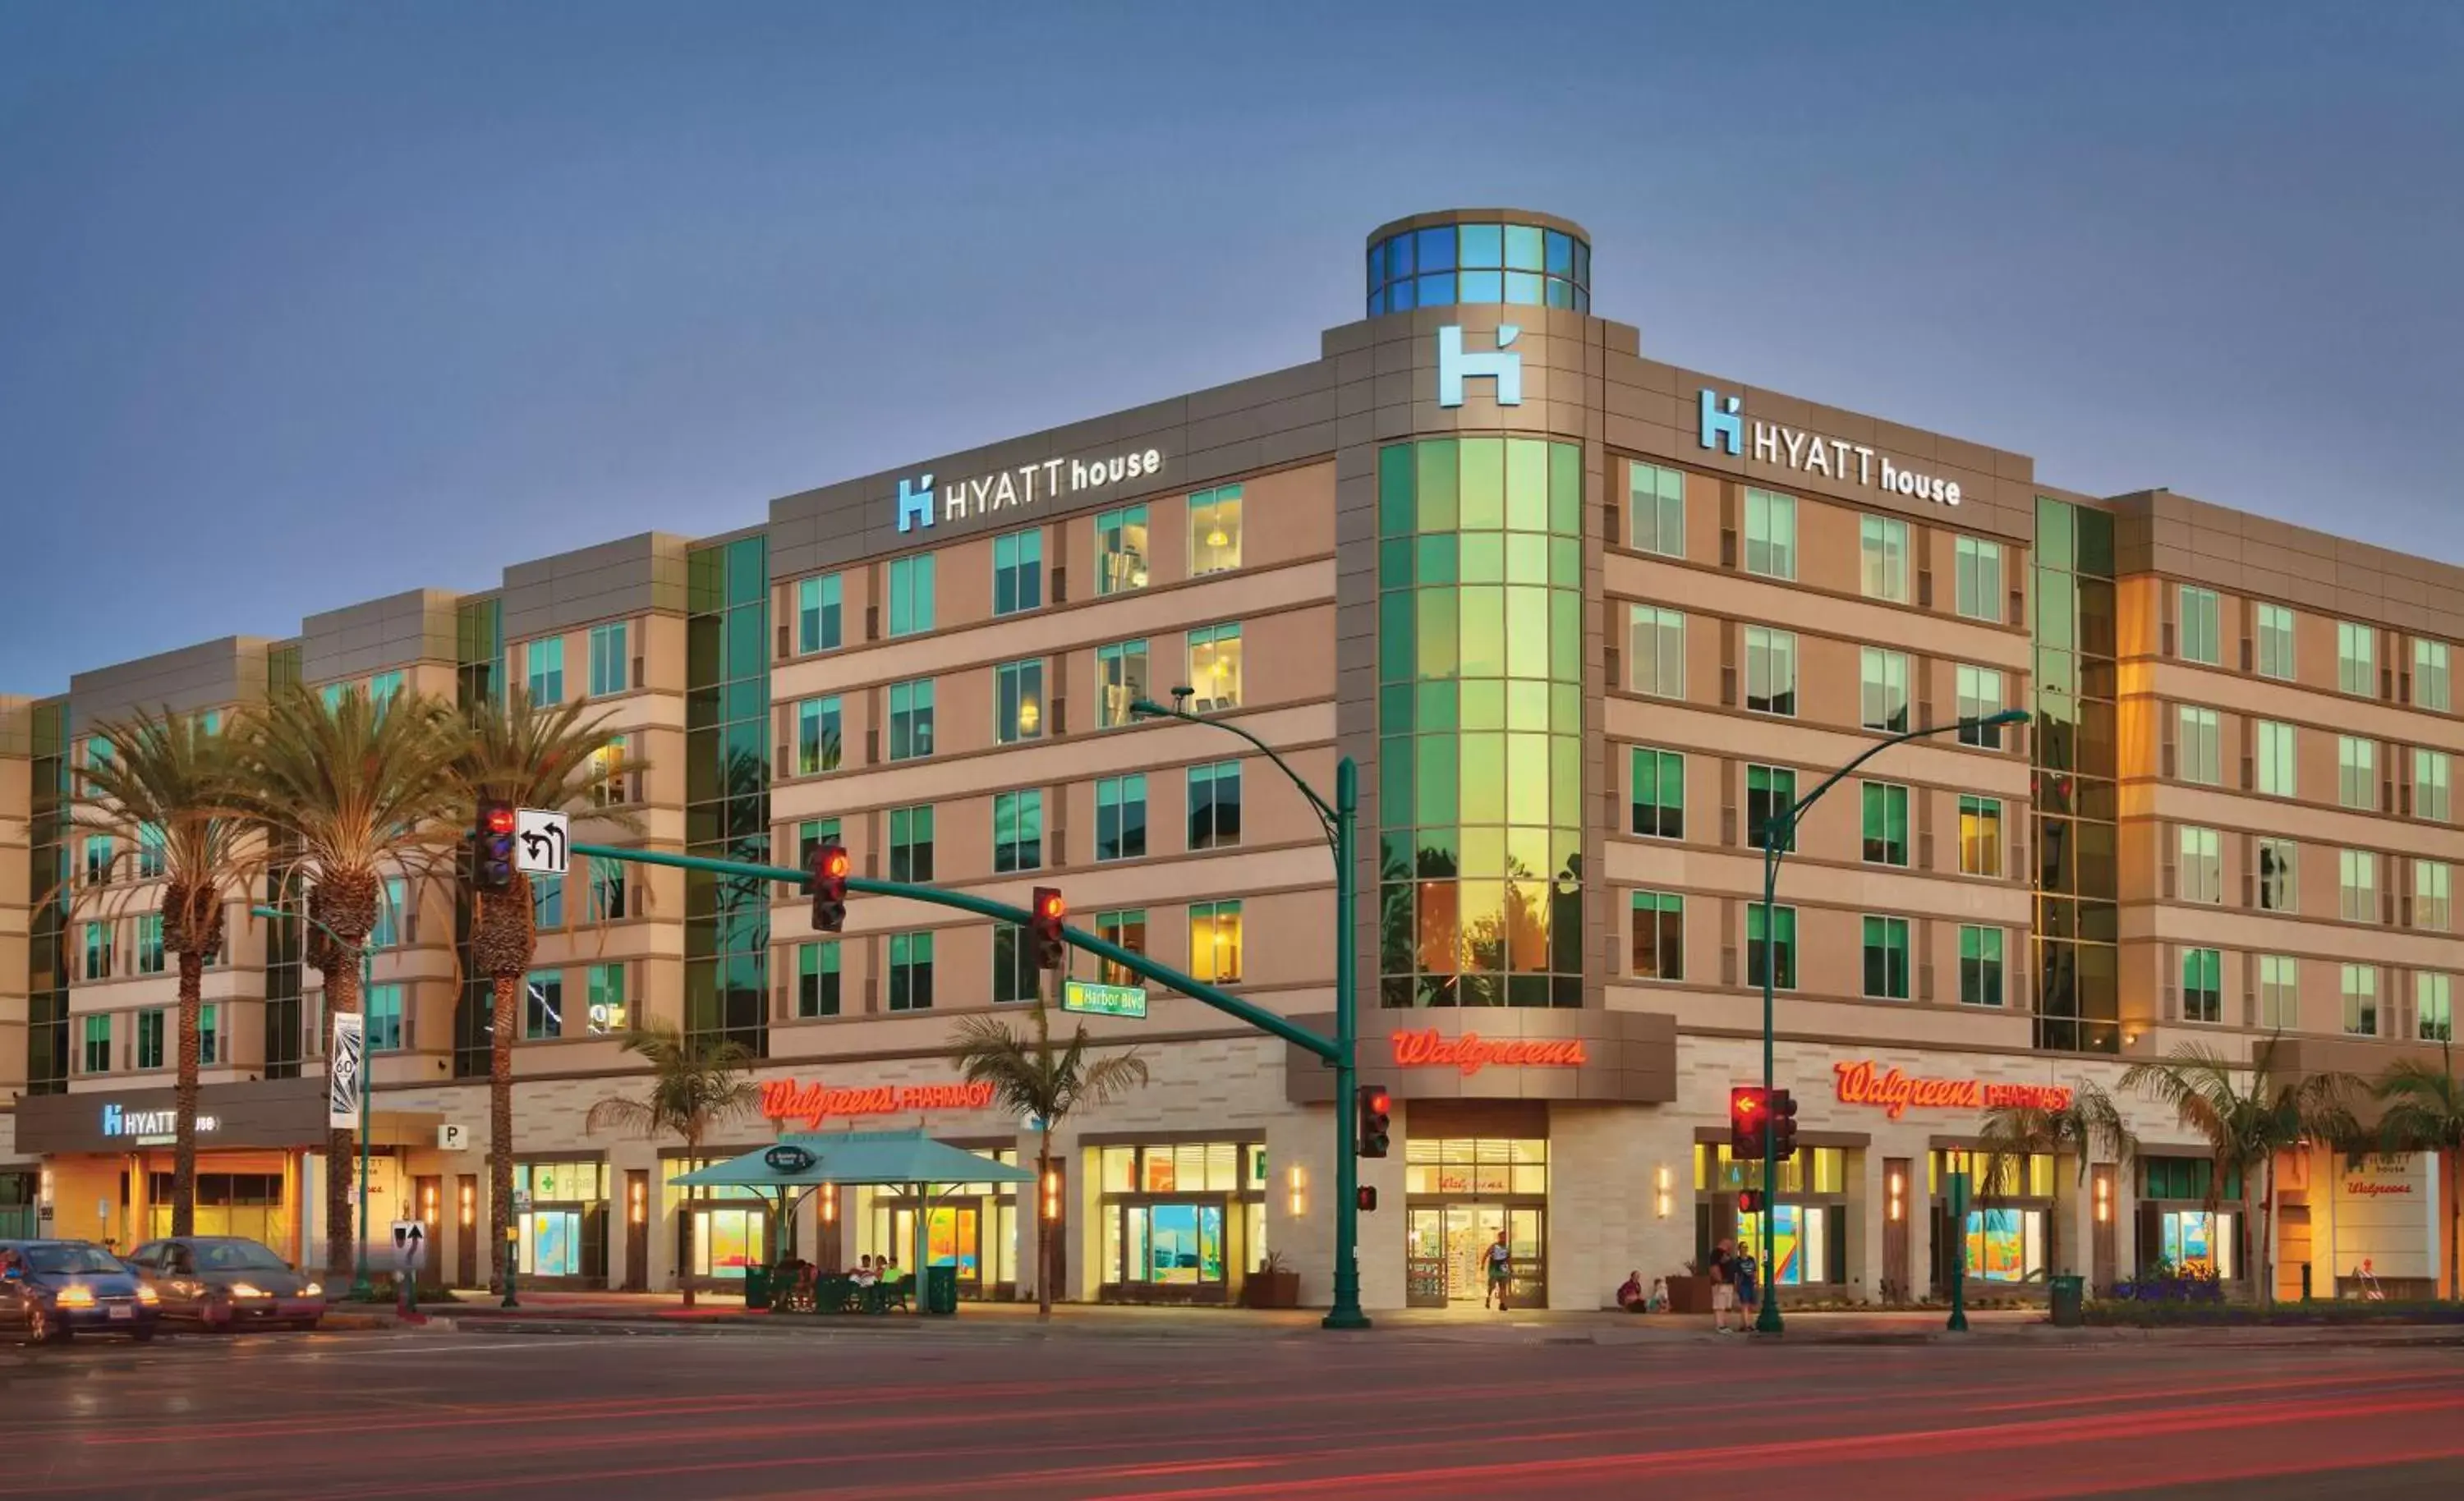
515 1160 610 1283
145 1172 286 1244
661 1152 770 1282
2139 1156 2239 1278
1096 1141 1266 1301
857 1147 1019 1298
1695 1145 1849 1286
1405 1137 1548 1307
1929 1150 2053 1287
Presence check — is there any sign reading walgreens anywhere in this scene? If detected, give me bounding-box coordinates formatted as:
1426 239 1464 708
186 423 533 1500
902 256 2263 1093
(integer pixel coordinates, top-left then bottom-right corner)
1391 1028 1589 1076
1832 1061 2074 1122
760 1078 996 1131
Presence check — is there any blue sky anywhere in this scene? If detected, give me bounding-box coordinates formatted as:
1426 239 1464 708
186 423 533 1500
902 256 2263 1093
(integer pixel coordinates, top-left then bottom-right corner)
2 2 2457 691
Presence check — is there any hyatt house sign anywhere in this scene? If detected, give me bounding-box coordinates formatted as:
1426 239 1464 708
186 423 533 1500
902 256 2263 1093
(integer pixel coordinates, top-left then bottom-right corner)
1699 388 1966 507
897 447 1165 534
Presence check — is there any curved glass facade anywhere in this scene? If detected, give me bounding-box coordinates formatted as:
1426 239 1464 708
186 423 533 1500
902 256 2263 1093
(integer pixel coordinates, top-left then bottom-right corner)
1376 437 1586 1008
1368 221 1589 318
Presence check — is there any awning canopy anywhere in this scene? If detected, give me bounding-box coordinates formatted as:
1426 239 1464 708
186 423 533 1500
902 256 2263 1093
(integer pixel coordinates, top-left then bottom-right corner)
666 1129 1035 1191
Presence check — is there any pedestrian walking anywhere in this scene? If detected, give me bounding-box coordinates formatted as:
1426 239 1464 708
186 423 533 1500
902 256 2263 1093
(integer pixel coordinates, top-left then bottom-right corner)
1483 1230 1513 1311
1708 1239 1738 1333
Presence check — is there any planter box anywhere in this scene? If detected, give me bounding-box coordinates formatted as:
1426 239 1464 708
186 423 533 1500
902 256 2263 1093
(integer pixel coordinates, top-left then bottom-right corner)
1243 1270 1301 1309
1665 1274 1712 1315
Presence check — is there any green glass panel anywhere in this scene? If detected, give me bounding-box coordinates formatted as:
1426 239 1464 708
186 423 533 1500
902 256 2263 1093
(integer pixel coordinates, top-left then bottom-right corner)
1506 532 1548 585
1459 585 1506 678
1415 681 1459 732
1552 683 1581 734
1416 534 1459 585
1462 680 1506 730
1550 589 1581 682
1416 590 1459 680
1507 733 1548 824
1551 829 1583 884
1380 539 1414 589
1506 586 1548 678
2039 584 2076 650
2035 496 2076 573
1506 439 1548 530
1507 679 1550 732
1549 536 1581 589
1548 442 1581 535
1379 444 1415 537
1460 532 1506 584
726 536 766 606
724 608 765 680
1379 591 1414 683
722 679 765 723
688 547 725 613
1381 684 1415 733
2076 506 2115 577
1415 439 1459 533
1461 826 1507 879
1551 736 1581 826
1460 733 1506 822
1459 438 1506 530
1413 829 1460 876
1416 736 1460 824
1381 737 1414 829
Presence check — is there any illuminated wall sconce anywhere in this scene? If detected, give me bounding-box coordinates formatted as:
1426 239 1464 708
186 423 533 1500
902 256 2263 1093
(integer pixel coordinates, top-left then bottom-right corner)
457 1181 476 1228
1041 1169 1061 1223
821 1183 837 1224
2094 1176 2112 1224
1653 1164 1671 1219
630 1177 649 1227
1288 1164 1308 1218
1887 1168 1906 1223
421 1182 440 1226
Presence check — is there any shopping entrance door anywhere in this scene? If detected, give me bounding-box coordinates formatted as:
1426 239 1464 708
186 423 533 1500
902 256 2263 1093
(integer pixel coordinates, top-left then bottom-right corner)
1405 1204 1544 1307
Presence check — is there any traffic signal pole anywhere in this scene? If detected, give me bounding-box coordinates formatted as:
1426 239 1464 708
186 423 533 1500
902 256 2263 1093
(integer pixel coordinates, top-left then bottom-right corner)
1326 760 1368 1329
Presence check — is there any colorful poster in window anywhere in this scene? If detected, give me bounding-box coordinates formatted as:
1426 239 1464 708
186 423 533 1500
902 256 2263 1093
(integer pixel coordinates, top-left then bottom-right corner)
522 1210 579 1278
1737 1206 1813 1285
1965 1209 2028 1283
2163 1210 2217 1275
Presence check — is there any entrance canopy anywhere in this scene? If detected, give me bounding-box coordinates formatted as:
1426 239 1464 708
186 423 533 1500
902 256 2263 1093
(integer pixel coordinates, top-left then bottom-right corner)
667 1130 1035 1191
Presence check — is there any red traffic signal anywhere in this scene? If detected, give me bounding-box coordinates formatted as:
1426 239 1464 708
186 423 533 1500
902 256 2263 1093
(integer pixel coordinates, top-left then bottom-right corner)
1738 1189 1765 1214
484 804 517 836
1730 1086 1771 1160
1770 1088 1800 1160
1029 886 1067 971
1356 1186 1378 1212
1356 1084 1392 1158
808 841 849 933
472 799 517 893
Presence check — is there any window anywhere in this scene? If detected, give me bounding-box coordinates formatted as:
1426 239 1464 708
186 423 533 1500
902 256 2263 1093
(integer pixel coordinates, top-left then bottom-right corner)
590 861 627 922
796 942 840 1017
1095 910 1147 988
2416 639 2452 712
2338 736 2376 810
2258 838 2297 912
888 806 935 884
80 834 111 887
200 1003 218 1066
1745 627 1797 716
372 876 409 949
1188 762 1242 850
587 741 627 808
522 972 560 1040
2420 973 2453 1043
1860 516 1910 604
320 682 347 711
1955 538 2004 622
887 679 935 760
136 914 165 975
1743 489 1796 580
1188 484 1243 576
1096 775 1147 861
1630 891 1684 980
888 933 935 1011
137 1008 165 1069
2257 603 2296 680
2177 706 2222 785
993 529 1042 616
1861 916 1911 999
1096 505 1150 595
1745 764 1797 853
532 873 563 931
368 984 407 1052
1628 606 1685 697
1189 900 1242 983
369 669 407 709
2259 955 2297 1031
1860 782 1909 866
1629 461 1684 558
2177 586 2221 665
1187 623 1243 710
1746 904 1797 990
794 696 843 775
2416 749 2452 821
993 791 1043 874
138 824 166 879
2178 826 2222 904
526 638 565 703
2181 948 2222 1024
886 554 935 637
587 622 627 696
1956 666 2006 748
989 924 1040 1004
1960 926 2005 1008
995 660 1045 744
587 964 627 1034
2338 621 2377 695
2256 720 2297 797
2417 860 2452 932
1959 796 2003 877
2342 964 2379 1036
797 573 843 653
1096 640 1150 728
1857 647 1910 733
2340 849 2379 923
83 920 111 980
1630 747 1685 839
84 1015 111 1073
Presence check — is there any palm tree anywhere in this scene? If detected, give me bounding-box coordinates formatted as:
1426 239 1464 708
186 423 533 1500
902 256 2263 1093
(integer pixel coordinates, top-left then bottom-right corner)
73 709 251 1237
2120 1035 2362 1304
2374 1041 2464 1301
1975 1081 2137 1287
232 683 467 1277
949 993 1149 1320
453 688 632 1300
584 1019 761 1308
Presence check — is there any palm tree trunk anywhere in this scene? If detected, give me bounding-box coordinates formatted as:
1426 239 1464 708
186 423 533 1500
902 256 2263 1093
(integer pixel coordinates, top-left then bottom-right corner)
172 952 205 1237
322 959 364 1280
681 1126 698 1311
1036 1134 1054 1323
2258 1155 2278 1307
490 975 518 1297
2448 1148 2460 1302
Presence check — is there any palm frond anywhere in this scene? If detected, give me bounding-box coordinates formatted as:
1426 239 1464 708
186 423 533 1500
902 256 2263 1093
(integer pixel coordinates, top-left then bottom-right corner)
229 684 468 898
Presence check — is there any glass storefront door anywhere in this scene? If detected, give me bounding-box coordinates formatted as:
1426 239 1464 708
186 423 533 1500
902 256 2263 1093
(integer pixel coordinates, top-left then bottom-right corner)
687 1205 767 1280
1405 1204 1545 1306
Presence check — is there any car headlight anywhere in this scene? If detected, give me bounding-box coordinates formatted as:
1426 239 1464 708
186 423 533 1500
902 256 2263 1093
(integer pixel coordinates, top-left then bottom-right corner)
301 1281 324 1298
228 1283 268 1299
135 1284 160 1306
56 1284 96 1308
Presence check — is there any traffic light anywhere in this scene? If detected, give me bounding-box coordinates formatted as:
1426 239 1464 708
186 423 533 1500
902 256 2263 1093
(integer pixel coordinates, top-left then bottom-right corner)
807 841 849 933
1356 1187 1377 1212
472 800 517 893
1356 1085 1392 1158
1770 1088 1800 1160
1029 887 1067 971
1738 1189 1764 1214
1730 1086 1770 1159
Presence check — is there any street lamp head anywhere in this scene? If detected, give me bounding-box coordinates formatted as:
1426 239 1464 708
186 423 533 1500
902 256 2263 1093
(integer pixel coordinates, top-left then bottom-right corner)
1985 709 2031 728
1127 697 1169 719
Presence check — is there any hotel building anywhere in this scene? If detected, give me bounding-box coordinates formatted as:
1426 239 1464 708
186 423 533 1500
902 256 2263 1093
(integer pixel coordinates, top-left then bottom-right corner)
2 209 2457 1308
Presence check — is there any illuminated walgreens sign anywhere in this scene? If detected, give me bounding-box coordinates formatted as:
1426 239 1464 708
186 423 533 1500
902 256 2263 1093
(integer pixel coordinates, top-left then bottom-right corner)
1391 1029 1588 1076
896 448 1165 535
1699 388 1965 507
759 1078 996 1131
1832 1061 2073 1122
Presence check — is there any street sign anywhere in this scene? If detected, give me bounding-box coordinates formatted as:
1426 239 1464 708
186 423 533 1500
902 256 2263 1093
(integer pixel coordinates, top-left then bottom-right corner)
327 1012 365 1127
1062 979 1147 1019
515 808 569 876
513 1191 531 1212
437 1123 469 1151
390 1219 428 1269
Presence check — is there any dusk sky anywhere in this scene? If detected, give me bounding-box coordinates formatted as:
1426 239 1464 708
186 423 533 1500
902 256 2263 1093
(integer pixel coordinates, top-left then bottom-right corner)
2 2 2457 692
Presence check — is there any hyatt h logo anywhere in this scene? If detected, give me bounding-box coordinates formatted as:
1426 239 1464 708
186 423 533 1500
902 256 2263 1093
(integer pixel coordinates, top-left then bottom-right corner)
896 473 937 535
1437 324 1523 409
1699 388 1744 455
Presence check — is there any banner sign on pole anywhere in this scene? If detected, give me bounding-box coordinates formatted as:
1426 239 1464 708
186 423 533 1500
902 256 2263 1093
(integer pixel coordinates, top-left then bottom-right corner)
328 1012 365 1127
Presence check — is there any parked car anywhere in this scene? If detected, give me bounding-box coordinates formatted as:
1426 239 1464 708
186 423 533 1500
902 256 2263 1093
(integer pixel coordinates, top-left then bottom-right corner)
124 1237 327 1332
0 1238 162 1343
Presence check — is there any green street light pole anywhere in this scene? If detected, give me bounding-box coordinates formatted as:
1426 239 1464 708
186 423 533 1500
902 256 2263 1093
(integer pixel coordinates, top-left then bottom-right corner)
1130 695 1368 1331
1751 709 2029 1337
253 903 376 1301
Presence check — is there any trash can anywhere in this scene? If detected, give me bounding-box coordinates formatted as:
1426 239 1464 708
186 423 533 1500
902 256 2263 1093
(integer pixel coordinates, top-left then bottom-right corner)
2048 1274 2085 1327
743 1265 774 1311
924 1265 959 1316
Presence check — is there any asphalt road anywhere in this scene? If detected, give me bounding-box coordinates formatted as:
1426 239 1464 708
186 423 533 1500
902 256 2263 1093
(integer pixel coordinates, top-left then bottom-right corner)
3 1325 2462 1500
